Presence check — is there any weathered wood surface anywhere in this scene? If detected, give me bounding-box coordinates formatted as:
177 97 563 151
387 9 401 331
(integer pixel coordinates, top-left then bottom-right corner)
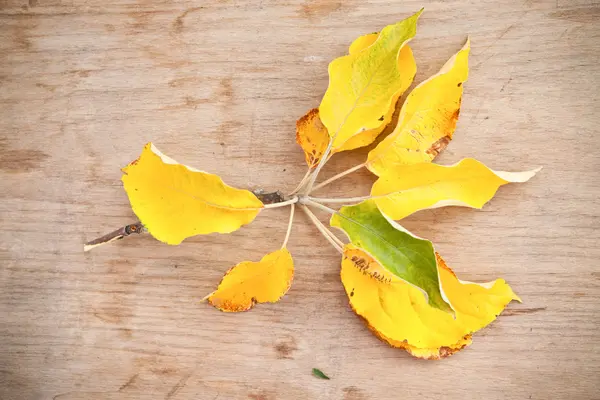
1 0 599 399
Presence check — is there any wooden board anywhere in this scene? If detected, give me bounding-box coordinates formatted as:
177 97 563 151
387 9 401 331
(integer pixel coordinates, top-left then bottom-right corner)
1 0 599 399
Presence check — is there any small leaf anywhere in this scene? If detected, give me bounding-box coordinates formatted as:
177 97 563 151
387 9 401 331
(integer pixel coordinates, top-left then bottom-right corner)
312 368 330 380
296 108 330 169
341 245 520 359
207 248 294 312
122 143 263 245
319 10 421 151
371 158 541 220
366 39 470 176
330 200 451 313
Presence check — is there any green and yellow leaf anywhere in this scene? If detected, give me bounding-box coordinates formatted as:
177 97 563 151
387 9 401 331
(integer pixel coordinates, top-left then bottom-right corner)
330 199 451 313
296 32 416 168
372 158 541 220
207 248 294 312
341 245 519 359
319 10 421 152
122 143 263 245
366 39 470 176
338 33 417 153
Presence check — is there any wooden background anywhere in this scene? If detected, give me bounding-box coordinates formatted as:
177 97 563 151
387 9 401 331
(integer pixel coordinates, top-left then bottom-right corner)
1 0 599 399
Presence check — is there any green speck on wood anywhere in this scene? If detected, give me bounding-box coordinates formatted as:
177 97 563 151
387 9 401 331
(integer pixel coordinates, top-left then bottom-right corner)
312 368 330 380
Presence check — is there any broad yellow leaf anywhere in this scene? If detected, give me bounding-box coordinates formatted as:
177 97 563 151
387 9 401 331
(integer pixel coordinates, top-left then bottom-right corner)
330 200 452 313
319 10 421 152
338 45 416 154
366 39 470 176
296 35 416 168
341 245 519 359
372 158 541 220
207 248 294 312
122 143 263 245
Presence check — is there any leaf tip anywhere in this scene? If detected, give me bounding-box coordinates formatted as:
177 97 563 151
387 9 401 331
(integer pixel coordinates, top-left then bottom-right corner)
512 290 522 303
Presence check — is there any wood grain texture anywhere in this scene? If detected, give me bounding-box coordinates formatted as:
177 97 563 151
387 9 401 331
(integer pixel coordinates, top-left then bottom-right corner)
1 0 599 399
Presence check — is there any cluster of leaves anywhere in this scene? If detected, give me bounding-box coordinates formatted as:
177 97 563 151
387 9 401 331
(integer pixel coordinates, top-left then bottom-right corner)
86 9 539 360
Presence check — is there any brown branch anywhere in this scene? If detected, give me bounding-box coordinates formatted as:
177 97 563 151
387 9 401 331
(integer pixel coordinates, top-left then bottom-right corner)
253 190 285 205
83 222 145 252
83 190 284 253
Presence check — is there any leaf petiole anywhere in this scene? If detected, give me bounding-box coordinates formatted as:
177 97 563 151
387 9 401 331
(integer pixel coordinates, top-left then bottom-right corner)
301 198 338 215
288 168 313 196
308 195 371 204
281 204 295 249
300 205 343 253
310 163 366 193
303 136 335 194
263 197 299 209
303 205 345 249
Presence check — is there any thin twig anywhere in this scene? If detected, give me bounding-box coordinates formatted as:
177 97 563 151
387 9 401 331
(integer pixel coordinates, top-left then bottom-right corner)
263 196 299 209
308 195 371 204
281 204 295 248
83 222 145 252
310 163 366 193
300 205 342 253
302 205 345 248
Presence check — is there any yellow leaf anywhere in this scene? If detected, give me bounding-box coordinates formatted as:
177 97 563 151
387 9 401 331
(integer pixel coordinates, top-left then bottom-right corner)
341 245 519 359
366 39 470 176
207 248 294 312
319 10 421 152
122 143 263 245
338 44 416 153
296 108 329 169
372 158 541 220
296 36 416 167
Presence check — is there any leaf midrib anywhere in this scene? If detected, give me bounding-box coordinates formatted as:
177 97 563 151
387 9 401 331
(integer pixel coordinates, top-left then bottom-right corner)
328 27 413 144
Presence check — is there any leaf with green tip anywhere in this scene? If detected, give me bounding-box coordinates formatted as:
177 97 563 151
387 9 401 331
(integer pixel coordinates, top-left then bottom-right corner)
312 368 330 380
319 9 422 151
330 200 451 313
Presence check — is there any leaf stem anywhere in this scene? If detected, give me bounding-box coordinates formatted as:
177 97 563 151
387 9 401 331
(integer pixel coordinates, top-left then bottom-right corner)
303 137 335 194
303 205 345 249
263 196 299 209
83 222 145 252
281 204 295 249
310 163 366 193
302 198 338 215
300 205 343 253
308 195 371 204
200 292 212 302
288 168 313 196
